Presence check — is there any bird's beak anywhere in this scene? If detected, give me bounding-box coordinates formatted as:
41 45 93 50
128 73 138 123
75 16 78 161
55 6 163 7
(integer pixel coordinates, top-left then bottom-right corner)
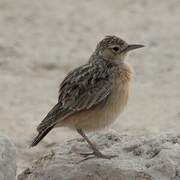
124 44 144 52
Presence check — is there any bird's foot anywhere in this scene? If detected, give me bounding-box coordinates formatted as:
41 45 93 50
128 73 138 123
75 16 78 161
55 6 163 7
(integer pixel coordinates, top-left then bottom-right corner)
79 151 95 157
79 150 117 162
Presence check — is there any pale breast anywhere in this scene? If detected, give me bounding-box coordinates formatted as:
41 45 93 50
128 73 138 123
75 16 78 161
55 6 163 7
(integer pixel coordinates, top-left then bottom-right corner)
100 62 132 123
104 80 129 122
109 62 133 115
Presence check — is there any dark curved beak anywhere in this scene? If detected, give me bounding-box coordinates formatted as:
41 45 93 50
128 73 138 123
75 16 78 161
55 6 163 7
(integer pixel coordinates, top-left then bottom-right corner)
125 44 144 52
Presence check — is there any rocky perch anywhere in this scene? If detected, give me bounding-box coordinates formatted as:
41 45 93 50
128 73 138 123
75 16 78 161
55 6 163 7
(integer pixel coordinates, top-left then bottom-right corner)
0 134 16 180
18 132 180 180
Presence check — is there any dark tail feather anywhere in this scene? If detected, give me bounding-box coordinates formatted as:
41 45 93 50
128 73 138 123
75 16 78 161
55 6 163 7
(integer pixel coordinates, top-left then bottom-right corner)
30 125 55 148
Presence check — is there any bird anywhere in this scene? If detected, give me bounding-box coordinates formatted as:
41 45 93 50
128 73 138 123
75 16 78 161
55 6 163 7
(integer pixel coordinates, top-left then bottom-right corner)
30 35 144 159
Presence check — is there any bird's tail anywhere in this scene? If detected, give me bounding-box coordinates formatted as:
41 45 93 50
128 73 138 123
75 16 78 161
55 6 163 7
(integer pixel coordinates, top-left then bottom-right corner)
30 125 55 148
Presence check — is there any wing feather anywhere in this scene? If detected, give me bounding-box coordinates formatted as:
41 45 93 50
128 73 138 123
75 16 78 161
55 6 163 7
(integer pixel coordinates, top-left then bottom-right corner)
37 60 117 132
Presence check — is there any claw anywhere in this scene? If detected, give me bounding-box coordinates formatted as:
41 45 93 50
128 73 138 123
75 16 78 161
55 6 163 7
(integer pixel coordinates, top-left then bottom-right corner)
79 152 95 157
79 150 118 161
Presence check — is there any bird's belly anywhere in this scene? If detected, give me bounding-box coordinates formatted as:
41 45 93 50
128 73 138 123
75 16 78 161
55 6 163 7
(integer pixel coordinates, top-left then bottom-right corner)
61 82 129 132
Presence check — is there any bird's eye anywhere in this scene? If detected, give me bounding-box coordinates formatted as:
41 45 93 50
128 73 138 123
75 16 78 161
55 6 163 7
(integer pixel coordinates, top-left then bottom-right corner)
112 46 120 52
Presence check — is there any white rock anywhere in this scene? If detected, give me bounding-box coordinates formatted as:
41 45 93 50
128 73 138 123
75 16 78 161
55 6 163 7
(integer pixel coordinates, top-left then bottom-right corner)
0 134 16 180
18 133 180 180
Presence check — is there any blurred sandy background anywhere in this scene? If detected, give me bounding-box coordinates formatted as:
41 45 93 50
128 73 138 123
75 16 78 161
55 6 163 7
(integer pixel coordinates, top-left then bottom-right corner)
0 0 180 174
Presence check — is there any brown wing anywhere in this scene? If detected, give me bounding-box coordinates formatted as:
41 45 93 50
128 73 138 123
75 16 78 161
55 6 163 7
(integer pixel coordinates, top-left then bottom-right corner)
58 63 114 110
31 61 117 147
37 61 116 132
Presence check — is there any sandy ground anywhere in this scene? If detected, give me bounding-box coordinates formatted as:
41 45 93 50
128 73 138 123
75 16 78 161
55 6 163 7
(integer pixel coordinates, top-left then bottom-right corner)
0 0 180 174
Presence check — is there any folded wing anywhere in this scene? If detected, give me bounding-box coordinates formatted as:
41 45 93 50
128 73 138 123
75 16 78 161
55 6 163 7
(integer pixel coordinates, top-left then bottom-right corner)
30 60 116 147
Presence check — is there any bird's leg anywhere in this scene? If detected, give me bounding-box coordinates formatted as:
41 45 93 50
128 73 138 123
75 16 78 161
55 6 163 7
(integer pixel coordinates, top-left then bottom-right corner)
76 129 117 159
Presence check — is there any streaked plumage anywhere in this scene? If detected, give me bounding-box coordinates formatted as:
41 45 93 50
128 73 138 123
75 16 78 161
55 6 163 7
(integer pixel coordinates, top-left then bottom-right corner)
30 35 143 159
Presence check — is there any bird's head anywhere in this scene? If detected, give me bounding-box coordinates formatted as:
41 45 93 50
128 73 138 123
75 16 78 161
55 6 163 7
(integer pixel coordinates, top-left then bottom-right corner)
94 35 144 64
